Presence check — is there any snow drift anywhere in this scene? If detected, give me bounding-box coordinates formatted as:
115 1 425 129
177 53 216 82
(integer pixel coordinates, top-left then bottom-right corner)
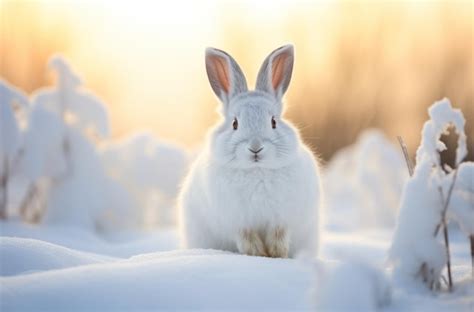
324 129 408 230
0 237 113 276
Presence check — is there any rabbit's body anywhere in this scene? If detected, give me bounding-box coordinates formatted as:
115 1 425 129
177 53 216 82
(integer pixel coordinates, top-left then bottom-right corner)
179 45 321 258
181 140 320 257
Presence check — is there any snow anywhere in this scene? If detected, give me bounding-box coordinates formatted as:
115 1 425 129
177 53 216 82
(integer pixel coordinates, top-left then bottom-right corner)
0 80 27 219
324 129 408 230
389 158 447 288
1 247 311 311
45 56 110 138
417 98 467 166
0 221 177 258
9 56 134 231
41 129 116 228
0 237 114 276
0 80 29 110
313 261 391 311
1 58 472 310
0 222 472 311
0 80 26 172
449 162 474 236
0 100 20 175
101 132 189 226
19 105 67 181
389 97 472 290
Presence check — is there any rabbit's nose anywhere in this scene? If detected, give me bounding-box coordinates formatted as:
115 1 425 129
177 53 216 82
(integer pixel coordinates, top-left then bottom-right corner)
248 147 263 154
248 139 264 154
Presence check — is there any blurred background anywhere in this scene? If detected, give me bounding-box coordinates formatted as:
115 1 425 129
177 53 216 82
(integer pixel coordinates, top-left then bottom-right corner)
1 0 472 162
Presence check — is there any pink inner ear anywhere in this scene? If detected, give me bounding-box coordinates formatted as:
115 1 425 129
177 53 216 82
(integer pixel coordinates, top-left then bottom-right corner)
211 55 230 93
271 53 288 90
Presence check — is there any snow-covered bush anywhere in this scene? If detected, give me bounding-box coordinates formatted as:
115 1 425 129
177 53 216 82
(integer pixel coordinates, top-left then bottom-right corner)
389 98 471 289
324 129 408 230
1 56 190 232
101 133 189 227
449 162 474 239
16 104 66 221
32 56 109 139
14 56 137 230
20 104 68 184
0 80 29 219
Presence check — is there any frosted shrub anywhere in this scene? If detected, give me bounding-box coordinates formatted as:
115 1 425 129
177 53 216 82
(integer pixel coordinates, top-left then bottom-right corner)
449 162 474 277
448 162 474 238
1 56 189 231
32 56 109 138
390 98 471 289
101 132 189 227
16 56 130 230
18 104 66 221
0 80 29 219
325 129 408 230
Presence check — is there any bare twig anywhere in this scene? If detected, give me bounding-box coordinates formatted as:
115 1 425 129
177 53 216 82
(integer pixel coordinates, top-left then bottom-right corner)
19 179 51 223
397 136 414 177
440 274 449 287
443 219 453 291
18 183 36 221
434 168 459 237
0 158 9 220
435 187 453 291
433 167 459 292
54 134 74 183
470 235 474 279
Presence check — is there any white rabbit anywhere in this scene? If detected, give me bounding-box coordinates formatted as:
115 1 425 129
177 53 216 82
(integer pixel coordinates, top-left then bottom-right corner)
179 45 321 258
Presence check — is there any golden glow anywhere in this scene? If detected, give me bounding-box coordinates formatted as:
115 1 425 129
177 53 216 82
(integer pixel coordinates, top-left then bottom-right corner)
0 0 472 158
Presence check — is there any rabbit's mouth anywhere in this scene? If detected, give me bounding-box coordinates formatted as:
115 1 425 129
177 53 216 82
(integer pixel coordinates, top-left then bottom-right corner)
248 146 264 163
252 154 261 162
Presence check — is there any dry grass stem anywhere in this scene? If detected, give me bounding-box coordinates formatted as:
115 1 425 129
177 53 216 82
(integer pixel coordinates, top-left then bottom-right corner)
397 136 414 177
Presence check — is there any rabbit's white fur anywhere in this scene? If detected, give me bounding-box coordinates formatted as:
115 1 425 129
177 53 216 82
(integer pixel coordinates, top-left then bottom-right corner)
179 45 321 258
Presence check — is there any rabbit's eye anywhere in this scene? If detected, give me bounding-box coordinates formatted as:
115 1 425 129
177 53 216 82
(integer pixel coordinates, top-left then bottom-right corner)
271 116 276 129
232 118 238 130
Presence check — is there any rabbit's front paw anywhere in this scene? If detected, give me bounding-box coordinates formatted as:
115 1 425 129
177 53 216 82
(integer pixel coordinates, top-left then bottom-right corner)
237 229 268 257
265 226 289 258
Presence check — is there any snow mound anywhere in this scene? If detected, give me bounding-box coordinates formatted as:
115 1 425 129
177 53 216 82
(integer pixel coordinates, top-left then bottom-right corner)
314 261 391 311
0 237 114 276
324 129 408 230
101 132 189 226
1 249 313 311
0 221 179 258
0 221 471 311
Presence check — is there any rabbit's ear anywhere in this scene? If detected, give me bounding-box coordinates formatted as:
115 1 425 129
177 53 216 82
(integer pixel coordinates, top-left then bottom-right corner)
205 48 248 105
256 45 294 100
